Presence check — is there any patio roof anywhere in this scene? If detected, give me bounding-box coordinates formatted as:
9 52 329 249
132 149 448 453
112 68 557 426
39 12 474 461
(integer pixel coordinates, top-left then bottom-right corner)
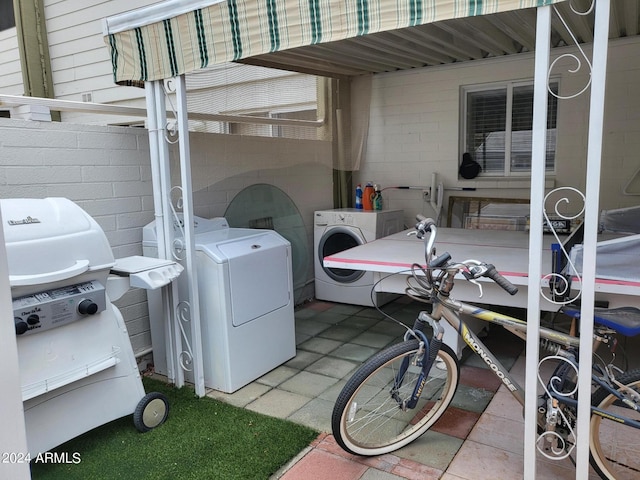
101 0 586 84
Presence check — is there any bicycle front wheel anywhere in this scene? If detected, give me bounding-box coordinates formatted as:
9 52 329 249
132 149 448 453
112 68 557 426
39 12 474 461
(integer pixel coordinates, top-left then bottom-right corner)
331 339 460 456
590 369 640 480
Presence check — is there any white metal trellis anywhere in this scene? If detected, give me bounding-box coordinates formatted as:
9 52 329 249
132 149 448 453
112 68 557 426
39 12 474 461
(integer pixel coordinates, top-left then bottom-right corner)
525 1 610 478
145 77 205 398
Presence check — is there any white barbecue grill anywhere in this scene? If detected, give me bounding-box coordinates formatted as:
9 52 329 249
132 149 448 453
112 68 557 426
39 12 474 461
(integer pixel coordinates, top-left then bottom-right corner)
2 197 170 455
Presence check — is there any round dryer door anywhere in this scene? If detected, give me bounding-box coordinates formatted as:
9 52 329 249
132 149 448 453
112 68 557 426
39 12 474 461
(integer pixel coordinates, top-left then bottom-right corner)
318 226 365 283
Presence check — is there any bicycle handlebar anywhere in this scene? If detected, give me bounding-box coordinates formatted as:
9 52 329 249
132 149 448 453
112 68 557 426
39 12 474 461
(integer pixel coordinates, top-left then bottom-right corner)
415 214 436 233
413 214 518 296
483 264 519 296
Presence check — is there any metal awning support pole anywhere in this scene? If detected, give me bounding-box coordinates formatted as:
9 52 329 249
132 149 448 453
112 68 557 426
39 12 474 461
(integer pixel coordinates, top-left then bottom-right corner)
154 81 185 389
524 6 551 479
145 81 171 384
575 0 610 477
174 74 205 398
146 80 185 388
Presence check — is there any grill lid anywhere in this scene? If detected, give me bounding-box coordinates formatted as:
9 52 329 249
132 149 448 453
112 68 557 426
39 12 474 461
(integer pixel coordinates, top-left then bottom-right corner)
1 198 114 284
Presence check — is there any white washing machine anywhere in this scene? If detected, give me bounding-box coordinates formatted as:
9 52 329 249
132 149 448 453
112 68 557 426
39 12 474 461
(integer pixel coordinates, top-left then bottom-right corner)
314 208 404 307
143 216 295 393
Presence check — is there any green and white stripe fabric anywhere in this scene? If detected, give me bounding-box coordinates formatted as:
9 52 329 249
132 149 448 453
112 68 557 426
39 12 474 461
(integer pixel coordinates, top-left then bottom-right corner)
104 0 563 84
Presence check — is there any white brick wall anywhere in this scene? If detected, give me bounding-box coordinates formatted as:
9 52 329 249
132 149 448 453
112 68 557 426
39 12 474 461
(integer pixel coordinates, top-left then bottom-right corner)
0 118 333 360
358 36 640 229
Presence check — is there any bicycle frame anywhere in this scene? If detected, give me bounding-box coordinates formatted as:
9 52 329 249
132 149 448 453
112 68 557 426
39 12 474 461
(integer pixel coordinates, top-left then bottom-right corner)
426 294 640 428
402 216 640 433
430 298 531 408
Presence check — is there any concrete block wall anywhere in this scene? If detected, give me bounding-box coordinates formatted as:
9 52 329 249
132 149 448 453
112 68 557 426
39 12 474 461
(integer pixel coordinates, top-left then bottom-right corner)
176 131 334 304
357 37 640 229
0 118 333 361
0 118 156 357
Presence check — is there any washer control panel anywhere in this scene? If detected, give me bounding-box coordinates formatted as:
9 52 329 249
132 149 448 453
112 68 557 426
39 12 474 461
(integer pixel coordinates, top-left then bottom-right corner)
12 280 107 336
315 211 355 226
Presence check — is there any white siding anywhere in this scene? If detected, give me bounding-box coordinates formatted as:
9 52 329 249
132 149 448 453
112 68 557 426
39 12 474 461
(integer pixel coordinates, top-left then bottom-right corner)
41 0 318 125
356 36 640 228
0 28 23 95
44 0 154 121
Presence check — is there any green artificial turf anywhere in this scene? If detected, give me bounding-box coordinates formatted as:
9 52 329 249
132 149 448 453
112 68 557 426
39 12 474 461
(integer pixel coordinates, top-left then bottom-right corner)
30 377 318 480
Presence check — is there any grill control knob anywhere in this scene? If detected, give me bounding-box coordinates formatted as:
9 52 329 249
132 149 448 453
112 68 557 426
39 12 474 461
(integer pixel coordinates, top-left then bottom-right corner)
14 317 28 335
27 314 40 325
78 299 99 315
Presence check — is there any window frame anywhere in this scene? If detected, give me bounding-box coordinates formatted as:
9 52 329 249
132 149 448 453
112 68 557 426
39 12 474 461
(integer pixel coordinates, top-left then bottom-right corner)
460 79 559 178
225 106 318 138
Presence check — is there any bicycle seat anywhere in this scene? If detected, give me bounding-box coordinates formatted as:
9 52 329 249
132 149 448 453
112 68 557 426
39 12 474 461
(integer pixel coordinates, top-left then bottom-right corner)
560 306 640 337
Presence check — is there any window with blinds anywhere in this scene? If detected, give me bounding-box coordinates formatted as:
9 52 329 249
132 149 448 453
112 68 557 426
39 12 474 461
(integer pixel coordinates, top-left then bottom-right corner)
185 62 319 139
463 81 558 176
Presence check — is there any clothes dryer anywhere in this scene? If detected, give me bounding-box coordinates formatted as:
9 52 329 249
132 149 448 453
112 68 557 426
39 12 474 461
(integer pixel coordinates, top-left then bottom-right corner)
314 209 404 306
143 216 295 393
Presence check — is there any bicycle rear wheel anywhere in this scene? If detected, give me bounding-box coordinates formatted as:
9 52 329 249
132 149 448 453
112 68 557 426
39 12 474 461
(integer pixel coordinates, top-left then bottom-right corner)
590 369 640 480
331 339 460 456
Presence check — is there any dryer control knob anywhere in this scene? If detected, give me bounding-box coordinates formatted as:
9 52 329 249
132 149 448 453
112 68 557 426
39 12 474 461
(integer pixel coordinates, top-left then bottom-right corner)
15 318 28 335
78 299 99 315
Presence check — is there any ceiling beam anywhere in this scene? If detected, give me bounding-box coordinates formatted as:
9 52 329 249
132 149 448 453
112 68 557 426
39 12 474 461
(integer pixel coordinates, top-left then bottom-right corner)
386 29 461 64
622 0 639 36
437 20 502 57
239 52 358 79
610 0 622 38
485 12 536 51
359 32 455 65
309 43 413 72
555 0 594 43
550 5 577 47
464 17 521 54
405 23 485 60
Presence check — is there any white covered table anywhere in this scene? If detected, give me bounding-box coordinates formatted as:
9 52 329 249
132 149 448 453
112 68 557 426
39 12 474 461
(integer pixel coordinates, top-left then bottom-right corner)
323 228 640 356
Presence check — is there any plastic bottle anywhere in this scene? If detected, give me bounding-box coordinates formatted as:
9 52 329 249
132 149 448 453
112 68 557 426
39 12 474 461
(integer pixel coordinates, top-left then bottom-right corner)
355 184 363 209
373 184 383 210
363 183 375 210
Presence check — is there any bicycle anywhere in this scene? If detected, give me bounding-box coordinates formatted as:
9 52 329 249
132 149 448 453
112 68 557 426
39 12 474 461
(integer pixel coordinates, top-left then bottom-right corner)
331 215 640 480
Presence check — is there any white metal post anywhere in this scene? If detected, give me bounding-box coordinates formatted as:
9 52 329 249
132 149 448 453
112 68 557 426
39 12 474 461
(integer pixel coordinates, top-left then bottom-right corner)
151 81 186 389
174 74 205 397
145 82 176 385
0 210 30 480
145 82 164 259
524 6 552 479
575 0 610 477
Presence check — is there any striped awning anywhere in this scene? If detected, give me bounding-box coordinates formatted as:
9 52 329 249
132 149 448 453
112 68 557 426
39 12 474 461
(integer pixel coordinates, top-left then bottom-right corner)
103 0 565 85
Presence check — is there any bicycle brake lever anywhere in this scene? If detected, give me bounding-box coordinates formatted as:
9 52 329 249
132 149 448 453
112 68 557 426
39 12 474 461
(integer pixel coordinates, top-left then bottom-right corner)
469 278 484 298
